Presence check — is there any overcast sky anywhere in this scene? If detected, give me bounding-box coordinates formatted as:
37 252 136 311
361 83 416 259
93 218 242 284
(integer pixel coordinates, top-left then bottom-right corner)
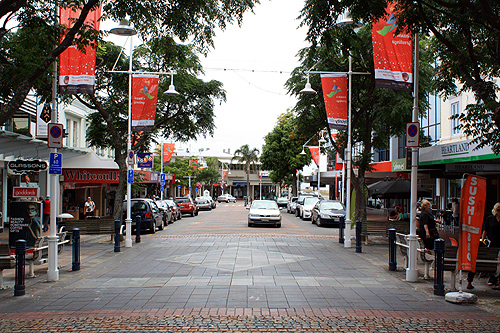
180 0 309 154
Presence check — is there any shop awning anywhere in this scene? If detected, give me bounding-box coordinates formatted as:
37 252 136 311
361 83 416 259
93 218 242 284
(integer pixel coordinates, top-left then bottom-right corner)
0 130 89 161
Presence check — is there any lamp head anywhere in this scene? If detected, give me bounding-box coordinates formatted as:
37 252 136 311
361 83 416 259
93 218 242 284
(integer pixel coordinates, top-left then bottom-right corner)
300 148 306 155
300 81 317 95
335 11 363 28
164 84 179 96
110 19 137 36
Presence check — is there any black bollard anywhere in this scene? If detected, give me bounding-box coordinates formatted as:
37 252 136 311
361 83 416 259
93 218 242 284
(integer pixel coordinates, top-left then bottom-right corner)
72 228 81 271
339 216 345 244
434 238 445 296
135 215 141 243
388 228 397 271
14 239 26 296
114 220 121 252
356 220 362 253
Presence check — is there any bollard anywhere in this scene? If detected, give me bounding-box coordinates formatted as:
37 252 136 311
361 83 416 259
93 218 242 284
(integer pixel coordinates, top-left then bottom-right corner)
135 215 141 243
14 239 26 296
388 228 397 271
72 228 81 271
114 220 121 252
356 220 362 253
434 238 445 296
339 216 345 244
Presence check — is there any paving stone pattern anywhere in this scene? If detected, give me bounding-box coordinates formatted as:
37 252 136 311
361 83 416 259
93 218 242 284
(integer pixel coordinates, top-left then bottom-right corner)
0 203 499 332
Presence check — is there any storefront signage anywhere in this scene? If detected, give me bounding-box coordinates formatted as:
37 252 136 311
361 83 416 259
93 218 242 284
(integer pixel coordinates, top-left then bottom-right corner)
445 163 500 172
420 139 499 166
392 158 408 172
8 159 48 174
62 169 119 183
13 187 39 198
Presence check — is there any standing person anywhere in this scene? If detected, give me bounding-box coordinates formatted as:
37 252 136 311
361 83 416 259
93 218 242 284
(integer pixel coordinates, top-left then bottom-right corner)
482 203 500 289
84 197 95 218
417 199 439 250
42 196 50 232
451 198 460 226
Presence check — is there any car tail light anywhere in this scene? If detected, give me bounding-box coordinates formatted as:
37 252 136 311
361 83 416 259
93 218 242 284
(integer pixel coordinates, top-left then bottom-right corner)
145 211 151 218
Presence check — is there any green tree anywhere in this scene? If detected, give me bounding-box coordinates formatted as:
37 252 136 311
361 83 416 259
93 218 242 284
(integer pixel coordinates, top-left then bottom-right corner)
260 111 310 196
299 0 500 153
232 145 260 199
0 0 259 126
286 24 433 220
81 38 225 220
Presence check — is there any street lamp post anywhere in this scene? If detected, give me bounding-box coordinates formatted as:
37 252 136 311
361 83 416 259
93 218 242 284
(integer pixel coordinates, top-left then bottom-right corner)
300 130 327 197
110 19 137 248
110 19 179 247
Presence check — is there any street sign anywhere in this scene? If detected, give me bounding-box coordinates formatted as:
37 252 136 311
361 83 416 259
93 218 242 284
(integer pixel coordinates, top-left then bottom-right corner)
50 152 62 168
160 173 166 185
405 122 419 148
49 166 62 175
160 185 164 192
127 150 135 166
48 123 64 148
128 170 134 183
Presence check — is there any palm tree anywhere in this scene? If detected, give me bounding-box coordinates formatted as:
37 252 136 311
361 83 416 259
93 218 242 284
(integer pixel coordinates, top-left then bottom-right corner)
232 145 260 200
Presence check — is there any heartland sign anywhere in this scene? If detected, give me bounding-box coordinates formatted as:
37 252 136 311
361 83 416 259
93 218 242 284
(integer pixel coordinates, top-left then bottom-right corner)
62 169 119 183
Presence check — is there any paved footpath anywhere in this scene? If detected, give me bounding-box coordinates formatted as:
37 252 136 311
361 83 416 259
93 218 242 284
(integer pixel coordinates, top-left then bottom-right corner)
0 203 499 332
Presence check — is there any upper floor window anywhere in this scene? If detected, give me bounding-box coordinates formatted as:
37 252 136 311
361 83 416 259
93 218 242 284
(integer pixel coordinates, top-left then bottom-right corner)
451 101 460 136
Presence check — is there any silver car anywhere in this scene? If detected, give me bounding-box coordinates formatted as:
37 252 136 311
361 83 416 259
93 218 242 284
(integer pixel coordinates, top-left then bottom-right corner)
195 196 213 210
247 200 282 228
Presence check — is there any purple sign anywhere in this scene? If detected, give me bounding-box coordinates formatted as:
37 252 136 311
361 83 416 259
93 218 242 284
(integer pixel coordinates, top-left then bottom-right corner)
137 153 153 168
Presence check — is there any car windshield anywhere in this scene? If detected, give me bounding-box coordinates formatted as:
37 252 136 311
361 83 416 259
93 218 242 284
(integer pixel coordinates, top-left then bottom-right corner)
252 201 278 210
304 197 319 205
175 198 190 203
321 201 344 210
123 201 147 212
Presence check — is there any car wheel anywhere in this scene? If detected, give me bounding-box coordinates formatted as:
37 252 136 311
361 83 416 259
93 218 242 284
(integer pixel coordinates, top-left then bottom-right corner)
276 223 281 228
178 213 182 220
316 219 322 227
191 210 195 217
151 222 156 234
195 210 199 216
159 220 164 230
248 222 253 227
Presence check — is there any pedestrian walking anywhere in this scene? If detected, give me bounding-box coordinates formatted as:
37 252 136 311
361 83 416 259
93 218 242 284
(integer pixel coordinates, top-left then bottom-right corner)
42 195 50 232
84 197 96 218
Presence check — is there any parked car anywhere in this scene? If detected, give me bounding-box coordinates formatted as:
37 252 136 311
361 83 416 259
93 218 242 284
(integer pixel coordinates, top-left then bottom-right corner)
174 196 199 216
287 197 298 214
217 194 237 203
299 196 322 220
276 197 289 209
156 200 174 225
165 199 182 221
208 196 217 209
247 200 281 228
195 196 213 210
122 198 164 233
295 194 314 217
311 200 346 227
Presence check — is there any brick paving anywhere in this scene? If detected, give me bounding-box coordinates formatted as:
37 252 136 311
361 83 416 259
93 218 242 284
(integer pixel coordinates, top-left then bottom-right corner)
0 203 499 332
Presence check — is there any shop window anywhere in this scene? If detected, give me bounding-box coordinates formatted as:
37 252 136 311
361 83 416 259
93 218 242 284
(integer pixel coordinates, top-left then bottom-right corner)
451 101 460 136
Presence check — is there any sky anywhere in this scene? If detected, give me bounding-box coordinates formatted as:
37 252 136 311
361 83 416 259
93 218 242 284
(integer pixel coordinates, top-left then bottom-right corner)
180 0 309 155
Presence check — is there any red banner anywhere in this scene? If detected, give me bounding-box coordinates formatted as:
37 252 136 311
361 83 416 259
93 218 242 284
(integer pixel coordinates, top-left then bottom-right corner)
459 175 487 272
321 74 347 130
190 159 198 169
372 3 413 91
222 170 228 179
132 74 159 131
309 147 319 166
59 5 101 95
162 143 175 164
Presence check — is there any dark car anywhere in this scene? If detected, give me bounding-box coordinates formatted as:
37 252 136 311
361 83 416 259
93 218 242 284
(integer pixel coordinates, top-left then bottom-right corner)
165 199 182 221
122 198 164 233
156 200 174 225
311 200 346 227
174 196 199 216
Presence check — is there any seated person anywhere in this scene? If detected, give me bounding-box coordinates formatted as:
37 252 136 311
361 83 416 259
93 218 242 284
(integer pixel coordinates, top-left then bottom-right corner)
389 206 401 220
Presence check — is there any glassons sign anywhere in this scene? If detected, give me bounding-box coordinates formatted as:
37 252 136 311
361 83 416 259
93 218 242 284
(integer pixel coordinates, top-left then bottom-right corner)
62 169 119 183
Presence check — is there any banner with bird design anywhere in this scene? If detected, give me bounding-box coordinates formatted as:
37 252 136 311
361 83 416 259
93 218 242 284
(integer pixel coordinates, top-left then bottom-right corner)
372 3 413 91
321 74 347 130
132 74 159 131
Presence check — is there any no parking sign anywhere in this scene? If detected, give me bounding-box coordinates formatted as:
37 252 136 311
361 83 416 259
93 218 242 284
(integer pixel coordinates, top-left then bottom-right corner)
405 122 419 148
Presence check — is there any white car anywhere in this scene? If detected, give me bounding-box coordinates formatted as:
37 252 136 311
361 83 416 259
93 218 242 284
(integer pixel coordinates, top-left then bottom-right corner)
299 196 321 220
217 194 237 203
247 200 281 228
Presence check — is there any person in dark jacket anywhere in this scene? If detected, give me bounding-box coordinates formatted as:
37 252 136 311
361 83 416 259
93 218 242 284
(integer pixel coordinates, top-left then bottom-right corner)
417 199 439 250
